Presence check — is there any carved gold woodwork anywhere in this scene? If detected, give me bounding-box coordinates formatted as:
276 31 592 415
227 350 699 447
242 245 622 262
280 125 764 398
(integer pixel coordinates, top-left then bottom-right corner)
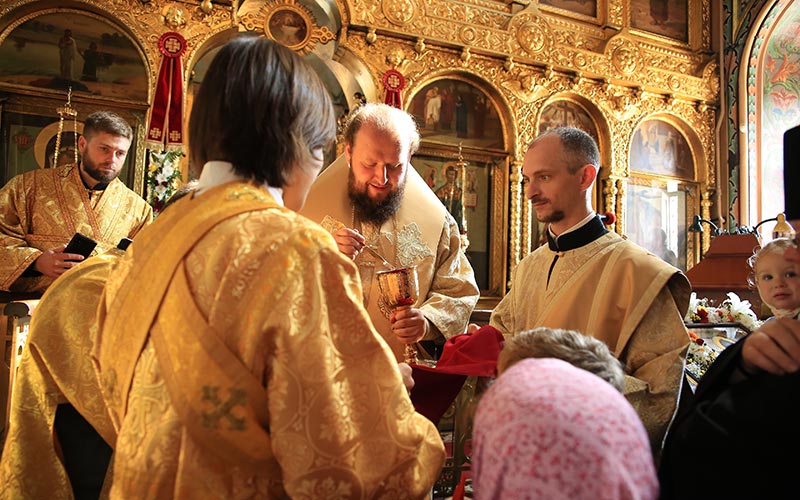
602 177 620 233
608 0 624 26
346 1 716 101
701 190 713 254
616 178 626 242
490 159 509 297
240 0 334 55
520 174 534 258
161 4 188 28
509 160 525 276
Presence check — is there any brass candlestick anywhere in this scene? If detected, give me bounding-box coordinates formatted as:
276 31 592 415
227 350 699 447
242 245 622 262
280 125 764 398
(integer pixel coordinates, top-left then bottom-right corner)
54 86 79 168
376 265 420 364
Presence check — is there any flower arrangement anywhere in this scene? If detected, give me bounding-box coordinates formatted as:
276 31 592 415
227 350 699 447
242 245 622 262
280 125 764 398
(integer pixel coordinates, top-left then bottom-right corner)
685 331 718 380
684 292 762 332
146 150 184 215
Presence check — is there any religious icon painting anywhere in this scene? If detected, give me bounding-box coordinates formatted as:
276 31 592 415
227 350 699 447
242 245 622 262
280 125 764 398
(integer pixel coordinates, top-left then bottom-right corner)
408 78 505 150
537 99 601 147
0 11 148 102
630 120 695 180
630 0 689 42
625 181 692 271
539 0 599 21
240 0 335 56
34 121 85 170
413 155 497 291
268 8 309 50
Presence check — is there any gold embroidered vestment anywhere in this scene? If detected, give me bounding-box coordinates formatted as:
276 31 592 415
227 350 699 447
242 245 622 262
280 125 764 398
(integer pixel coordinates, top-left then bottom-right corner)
0 253 119 498
301 156 479 361
94 182 444 499
0 164 152 292
491 232 691 450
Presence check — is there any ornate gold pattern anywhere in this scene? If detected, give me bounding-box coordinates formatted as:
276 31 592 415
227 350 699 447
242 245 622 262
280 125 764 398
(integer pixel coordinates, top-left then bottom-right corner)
701 190 713 254
161 3 187 28
607 36 643 75
490 160 509 296
501 71 550 104
342 1 716 101
616 178 625 240
602 177 619 233
509 160 524 272
511 14 554 56
240 0 334 55
460 46 471 65
608 0 624 25
382 0 418 26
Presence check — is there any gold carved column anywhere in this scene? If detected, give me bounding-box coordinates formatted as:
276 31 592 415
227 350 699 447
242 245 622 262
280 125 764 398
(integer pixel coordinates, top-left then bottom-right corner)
701 190 713 254
602 176 620 234
509 159 525 282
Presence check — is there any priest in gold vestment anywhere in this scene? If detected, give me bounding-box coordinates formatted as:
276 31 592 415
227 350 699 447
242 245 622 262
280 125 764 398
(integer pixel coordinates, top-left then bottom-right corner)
490 128 690 453
0 253 118 499
93 38 443 499
0 111 152 293
301 103 479 361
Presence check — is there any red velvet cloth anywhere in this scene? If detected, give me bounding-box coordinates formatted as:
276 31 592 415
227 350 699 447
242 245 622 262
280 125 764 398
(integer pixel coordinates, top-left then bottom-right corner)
147 32 186 149
410 325 504 423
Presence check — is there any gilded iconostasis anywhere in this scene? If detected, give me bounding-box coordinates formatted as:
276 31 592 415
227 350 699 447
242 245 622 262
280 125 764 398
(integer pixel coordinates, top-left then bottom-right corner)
0 0 749 303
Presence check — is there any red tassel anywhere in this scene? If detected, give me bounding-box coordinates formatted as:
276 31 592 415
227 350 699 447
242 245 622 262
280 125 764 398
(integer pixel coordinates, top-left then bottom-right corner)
146 32 187 149
382 69 405 110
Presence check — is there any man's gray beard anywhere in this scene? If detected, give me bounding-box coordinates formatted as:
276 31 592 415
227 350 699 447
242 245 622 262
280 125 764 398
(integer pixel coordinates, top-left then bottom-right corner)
348 173 405 226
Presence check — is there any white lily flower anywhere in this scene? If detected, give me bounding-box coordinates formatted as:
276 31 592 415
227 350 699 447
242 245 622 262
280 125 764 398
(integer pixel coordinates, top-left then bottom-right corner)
154 184 168 199
685 292 702 322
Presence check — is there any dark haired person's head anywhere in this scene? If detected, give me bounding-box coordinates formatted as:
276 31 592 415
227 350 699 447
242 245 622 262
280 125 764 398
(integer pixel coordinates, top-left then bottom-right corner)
83 111 133 142
189 36 335 210
77 111 133 185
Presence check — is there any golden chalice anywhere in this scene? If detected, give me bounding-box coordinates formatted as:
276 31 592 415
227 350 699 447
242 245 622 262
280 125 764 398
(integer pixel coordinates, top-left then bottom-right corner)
376 265 420 364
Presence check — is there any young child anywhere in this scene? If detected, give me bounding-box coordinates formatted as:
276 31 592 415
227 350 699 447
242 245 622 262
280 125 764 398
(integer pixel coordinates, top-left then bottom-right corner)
750 237 800 319
660 237 800 500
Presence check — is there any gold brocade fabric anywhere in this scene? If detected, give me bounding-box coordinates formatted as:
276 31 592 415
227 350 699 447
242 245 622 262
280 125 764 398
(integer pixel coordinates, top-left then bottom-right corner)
490 232 691 450
95 182 445 499
301 156 479 361
0 254 119 499
0 164 153 293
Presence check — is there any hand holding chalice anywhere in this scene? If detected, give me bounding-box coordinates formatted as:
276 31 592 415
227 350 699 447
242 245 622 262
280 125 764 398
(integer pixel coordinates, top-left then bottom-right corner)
376 265 420 364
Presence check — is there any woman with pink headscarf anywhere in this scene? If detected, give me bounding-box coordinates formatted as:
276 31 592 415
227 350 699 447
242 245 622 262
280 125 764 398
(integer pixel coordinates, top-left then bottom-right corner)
472 357 658 500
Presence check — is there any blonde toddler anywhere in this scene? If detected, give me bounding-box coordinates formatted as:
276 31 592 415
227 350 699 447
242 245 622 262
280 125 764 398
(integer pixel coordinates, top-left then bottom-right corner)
750 238 800 319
